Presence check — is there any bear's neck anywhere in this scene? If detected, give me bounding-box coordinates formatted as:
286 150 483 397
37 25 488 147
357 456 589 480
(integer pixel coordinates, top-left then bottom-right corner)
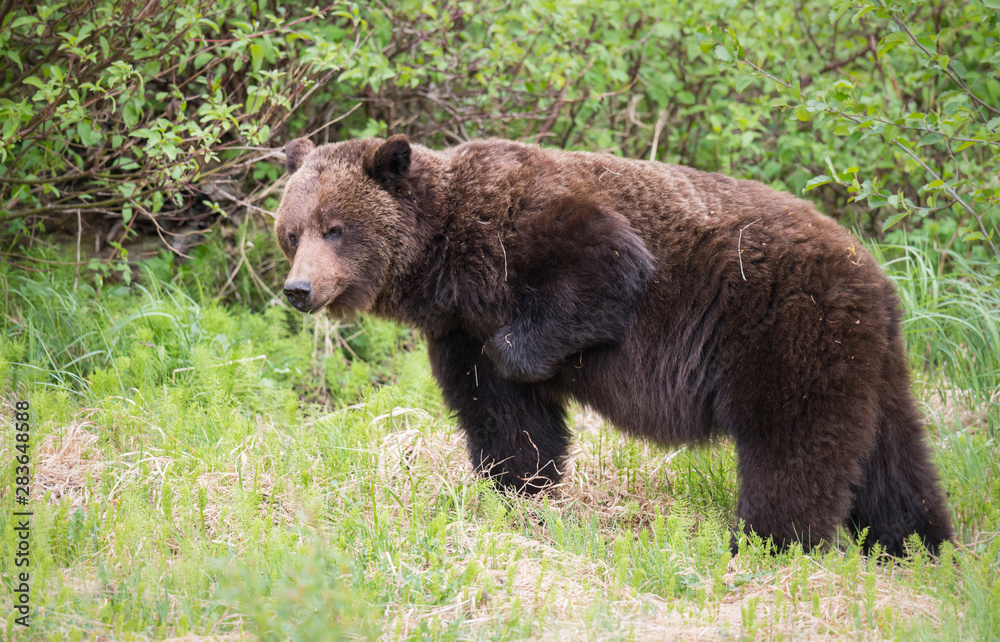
373 145 518 340
371 147 466 336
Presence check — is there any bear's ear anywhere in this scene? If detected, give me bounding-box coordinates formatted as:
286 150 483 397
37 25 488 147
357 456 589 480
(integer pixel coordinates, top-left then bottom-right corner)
363 134 411 188
284 138 316 174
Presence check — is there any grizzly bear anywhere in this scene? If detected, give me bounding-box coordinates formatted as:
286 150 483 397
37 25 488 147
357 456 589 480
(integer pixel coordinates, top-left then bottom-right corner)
274 135 953 557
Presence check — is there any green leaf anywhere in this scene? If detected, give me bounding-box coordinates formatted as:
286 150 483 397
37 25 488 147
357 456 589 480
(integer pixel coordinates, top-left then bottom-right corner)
123 101 141 129
878 32 909 58
882 210 909 231
676 90 696 105
2 116 18 139
882 124 899 143
794 105 811 122
77 121 103 146
713 45 732 63
250 44 264 72
803 175 834 192
824 156 839 180
729 27 745 58
866 193 888 208
11 15 38 30
852 5 875 22
833 123 851 136
735 74 754 93
917 132 943 147
23 76 44 89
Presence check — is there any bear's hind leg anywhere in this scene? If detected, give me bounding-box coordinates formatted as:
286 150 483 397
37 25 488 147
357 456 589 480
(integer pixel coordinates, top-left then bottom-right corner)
428 330 570 494
729 394 880 555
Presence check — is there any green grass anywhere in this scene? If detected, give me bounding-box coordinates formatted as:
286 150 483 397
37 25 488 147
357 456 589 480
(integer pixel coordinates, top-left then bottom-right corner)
1 232 998 640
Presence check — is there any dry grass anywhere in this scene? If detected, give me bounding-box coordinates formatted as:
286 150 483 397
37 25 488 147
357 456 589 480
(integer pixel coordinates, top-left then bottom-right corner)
920 379 999 432
31 414 106 508
713 555 940 640
554 407 688 526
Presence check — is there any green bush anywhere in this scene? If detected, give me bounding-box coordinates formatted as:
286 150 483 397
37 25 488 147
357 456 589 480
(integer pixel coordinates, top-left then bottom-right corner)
704 0 1000 268
0 1 364 240
4 0 996 272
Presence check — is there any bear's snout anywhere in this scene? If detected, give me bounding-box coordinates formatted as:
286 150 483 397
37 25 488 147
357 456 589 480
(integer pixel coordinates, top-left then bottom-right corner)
283 280 313 311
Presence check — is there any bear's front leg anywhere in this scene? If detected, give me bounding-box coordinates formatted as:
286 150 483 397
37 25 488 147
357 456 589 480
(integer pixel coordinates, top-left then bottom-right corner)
428 330 571 493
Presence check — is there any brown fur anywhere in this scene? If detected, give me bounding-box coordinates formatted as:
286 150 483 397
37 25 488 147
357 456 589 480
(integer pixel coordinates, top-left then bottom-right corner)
274 135 953 556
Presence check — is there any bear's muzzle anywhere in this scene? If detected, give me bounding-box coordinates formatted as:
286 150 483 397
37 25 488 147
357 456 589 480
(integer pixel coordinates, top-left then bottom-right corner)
283 280 313 311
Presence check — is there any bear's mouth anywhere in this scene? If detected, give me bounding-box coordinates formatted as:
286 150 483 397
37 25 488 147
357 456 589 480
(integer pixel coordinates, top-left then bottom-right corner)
307 286 350 315
302 294 338 314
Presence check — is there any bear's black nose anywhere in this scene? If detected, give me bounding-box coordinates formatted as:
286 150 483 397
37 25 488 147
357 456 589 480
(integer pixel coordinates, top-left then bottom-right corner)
283 280 312 311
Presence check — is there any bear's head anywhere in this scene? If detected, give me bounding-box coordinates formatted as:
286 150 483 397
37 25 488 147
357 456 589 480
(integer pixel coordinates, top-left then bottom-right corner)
274 135 417 315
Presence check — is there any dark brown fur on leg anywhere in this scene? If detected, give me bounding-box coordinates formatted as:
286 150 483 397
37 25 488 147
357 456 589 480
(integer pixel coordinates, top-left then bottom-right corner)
428 330 571 493
726 376 881 555
731 421 870 555
848 308 953 556
713 235 913 556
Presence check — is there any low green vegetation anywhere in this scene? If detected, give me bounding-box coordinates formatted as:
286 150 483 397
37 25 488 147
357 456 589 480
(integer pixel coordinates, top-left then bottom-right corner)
1 227 997 640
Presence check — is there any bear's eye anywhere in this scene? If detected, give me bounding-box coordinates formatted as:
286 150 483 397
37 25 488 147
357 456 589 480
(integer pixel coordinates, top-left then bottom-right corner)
324 225 343 240
288 232 298 248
